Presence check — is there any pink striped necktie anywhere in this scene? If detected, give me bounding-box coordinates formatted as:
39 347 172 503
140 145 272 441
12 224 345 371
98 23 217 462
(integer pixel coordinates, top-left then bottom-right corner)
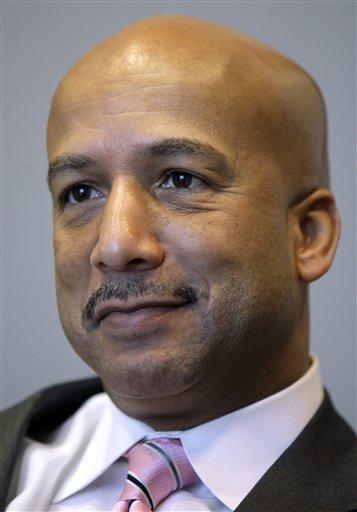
111 437 199 512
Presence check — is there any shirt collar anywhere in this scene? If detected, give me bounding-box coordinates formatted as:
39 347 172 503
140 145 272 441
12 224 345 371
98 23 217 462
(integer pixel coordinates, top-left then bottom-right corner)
54 355 323 509
53 395 153 503
179 355 323 509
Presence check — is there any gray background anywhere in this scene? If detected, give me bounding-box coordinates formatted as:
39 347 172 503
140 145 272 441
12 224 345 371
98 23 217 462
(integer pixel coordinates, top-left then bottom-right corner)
2 1 356 429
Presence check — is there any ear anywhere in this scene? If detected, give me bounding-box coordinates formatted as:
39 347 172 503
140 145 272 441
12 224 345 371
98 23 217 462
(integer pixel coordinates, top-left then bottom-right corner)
291 188 341 283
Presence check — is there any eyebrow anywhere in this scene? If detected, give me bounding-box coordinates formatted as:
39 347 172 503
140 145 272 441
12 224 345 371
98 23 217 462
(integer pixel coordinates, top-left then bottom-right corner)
47 154 96 188
47 137 232 188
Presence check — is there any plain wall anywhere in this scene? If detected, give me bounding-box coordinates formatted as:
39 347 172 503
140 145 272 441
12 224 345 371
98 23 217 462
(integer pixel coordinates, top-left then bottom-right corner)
2 1 356 429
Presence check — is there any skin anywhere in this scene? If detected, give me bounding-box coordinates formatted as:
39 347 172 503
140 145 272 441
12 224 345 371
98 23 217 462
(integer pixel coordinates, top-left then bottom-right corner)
47 15 340 430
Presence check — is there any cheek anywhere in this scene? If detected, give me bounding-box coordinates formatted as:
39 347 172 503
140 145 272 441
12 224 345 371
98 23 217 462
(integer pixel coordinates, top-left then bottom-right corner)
167 207 283 271
53 228 94 295
53 228 97 344
167 205 293 308
161 213 234 279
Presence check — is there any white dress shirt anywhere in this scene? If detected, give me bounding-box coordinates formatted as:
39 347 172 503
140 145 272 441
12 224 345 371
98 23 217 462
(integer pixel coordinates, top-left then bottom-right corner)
7 356 323 512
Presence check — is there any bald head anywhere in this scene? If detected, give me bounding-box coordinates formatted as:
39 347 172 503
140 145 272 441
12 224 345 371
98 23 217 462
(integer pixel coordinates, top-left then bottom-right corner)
48 15 328 200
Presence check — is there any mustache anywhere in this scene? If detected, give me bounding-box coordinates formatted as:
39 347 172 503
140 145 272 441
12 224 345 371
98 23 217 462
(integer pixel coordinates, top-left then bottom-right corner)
81 278 203 322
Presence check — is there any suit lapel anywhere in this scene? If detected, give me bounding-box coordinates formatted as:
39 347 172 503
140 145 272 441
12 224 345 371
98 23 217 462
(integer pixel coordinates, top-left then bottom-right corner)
235 393 356 512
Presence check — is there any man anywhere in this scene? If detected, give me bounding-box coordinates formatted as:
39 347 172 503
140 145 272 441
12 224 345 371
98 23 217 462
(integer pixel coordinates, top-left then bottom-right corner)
1 14 356 512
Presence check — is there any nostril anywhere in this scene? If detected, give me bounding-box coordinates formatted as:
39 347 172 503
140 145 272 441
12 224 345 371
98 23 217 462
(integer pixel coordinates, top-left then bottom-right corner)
96 261 108 271
131 258 146 265
127 258 148 270
125 257 152 271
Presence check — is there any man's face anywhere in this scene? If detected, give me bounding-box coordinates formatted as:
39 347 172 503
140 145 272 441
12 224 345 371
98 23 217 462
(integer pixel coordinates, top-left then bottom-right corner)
48 55 301 413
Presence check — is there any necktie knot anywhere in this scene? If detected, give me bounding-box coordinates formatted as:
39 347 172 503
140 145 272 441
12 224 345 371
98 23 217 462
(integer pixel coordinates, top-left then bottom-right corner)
111 438 198 512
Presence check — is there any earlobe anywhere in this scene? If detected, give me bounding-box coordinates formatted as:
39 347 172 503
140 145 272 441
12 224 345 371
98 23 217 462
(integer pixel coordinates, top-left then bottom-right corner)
294 189 341 283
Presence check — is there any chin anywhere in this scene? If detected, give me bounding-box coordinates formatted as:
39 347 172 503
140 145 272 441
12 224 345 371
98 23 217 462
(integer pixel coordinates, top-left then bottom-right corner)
97 351 208 401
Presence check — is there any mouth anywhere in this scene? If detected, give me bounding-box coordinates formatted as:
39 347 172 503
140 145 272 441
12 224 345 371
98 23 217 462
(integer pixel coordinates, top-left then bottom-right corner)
88 299 191 334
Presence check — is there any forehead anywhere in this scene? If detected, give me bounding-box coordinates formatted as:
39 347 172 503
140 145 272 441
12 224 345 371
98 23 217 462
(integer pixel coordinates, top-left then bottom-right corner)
47 64 282 174
47 23 282 156
49 83 222 150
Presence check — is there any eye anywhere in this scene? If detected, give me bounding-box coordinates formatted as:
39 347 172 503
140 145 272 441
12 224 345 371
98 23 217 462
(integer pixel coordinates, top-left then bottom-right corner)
161 170 205 190
65 184 102 204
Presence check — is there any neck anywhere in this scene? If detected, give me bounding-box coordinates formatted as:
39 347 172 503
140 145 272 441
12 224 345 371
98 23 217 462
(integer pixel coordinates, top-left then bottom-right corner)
105 349 310 431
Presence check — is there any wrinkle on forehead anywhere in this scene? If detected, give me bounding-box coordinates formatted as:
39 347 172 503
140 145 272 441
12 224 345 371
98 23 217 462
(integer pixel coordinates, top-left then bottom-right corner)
47 15 328 193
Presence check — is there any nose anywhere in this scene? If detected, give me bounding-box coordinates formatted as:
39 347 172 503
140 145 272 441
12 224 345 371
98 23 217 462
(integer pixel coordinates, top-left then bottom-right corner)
90 179 165 273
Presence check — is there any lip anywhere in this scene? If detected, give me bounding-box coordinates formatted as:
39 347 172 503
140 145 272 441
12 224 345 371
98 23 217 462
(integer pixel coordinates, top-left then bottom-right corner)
92 298 189 327
94 301 191 339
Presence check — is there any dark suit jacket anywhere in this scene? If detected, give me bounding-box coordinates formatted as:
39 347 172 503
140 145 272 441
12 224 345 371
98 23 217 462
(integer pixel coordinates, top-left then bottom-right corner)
1 378 356 512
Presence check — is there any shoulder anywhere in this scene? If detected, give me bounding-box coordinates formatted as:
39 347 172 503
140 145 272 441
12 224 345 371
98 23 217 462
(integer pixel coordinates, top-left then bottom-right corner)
1 377 103 509
1 377 103 437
